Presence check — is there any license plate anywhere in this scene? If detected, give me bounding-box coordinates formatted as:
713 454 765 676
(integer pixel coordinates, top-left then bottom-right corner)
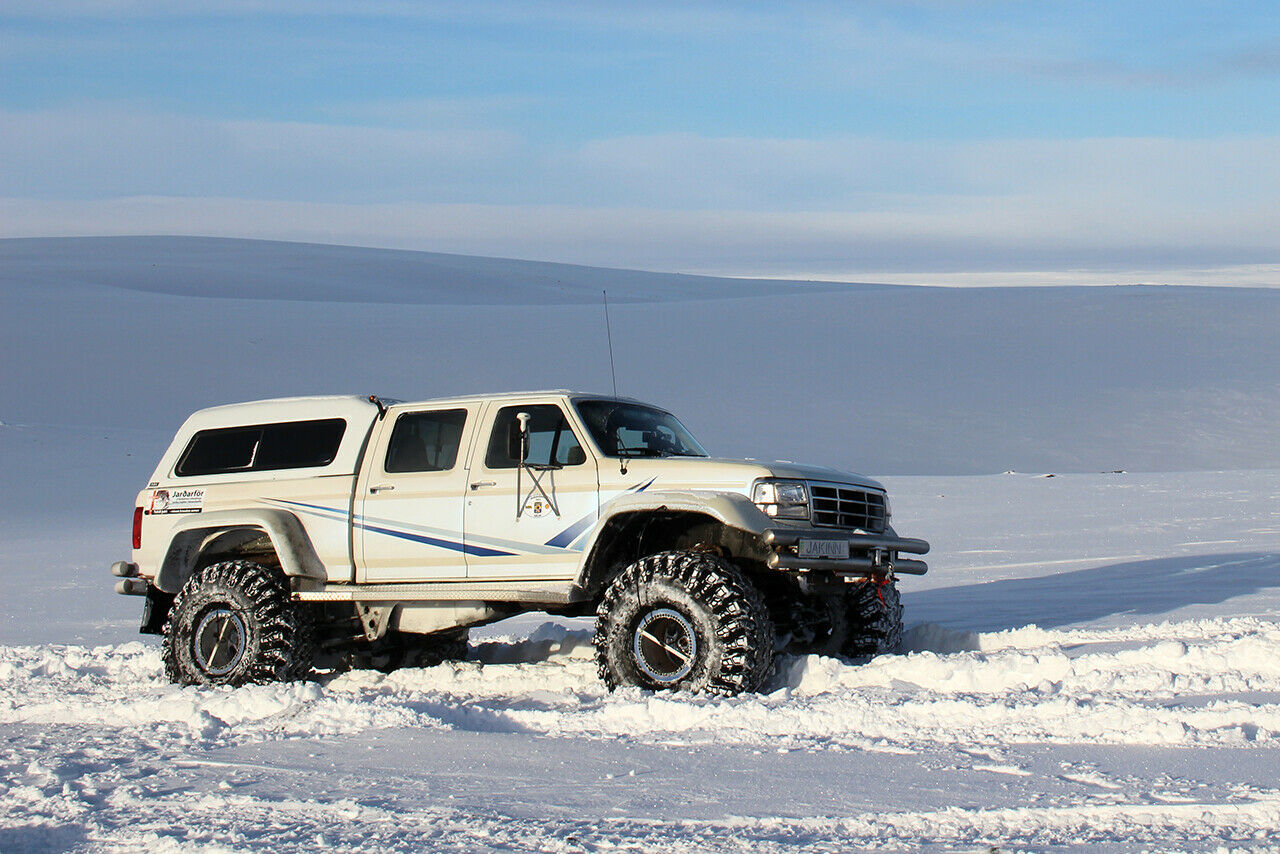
798 538 849 560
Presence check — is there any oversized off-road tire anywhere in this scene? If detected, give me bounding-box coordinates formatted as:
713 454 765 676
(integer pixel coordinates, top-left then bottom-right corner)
594 551 775 695
841 578 903 658
289 603 319 681
162 560 315 686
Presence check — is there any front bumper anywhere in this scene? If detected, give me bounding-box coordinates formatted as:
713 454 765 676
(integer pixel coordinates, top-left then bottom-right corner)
761 529 930 577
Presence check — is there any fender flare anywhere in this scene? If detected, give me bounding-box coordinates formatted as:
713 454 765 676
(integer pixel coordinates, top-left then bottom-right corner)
574 489 772 584
153 509 327 594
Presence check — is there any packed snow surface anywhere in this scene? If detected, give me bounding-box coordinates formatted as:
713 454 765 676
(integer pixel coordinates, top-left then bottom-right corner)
3 615 1280 851
5 617 1280 753
3 472 1279 852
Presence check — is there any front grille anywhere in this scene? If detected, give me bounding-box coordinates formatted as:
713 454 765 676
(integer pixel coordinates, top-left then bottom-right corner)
810 483 888 532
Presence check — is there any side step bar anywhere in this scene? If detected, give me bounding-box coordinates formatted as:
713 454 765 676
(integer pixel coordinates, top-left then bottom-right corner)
293 580 584 605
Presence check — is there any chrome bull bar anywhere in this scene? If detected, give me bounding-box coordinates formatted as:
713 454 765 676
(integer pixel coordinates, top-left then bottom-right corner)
761 529 931 576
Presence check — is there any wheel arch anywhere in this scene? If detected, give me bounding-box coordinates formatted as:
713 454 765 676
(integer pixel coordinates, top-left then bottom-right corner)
153 509 327 594
575 491 772 599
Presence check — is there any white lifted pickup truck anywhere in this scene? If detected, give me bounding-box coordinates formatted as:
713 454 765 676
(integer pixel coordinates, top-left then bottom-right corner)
112 391 929 695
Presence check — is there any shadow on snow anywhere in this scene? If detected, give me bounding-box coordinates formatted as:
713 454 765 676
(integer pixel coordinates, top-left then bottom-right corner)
906 551 1280 633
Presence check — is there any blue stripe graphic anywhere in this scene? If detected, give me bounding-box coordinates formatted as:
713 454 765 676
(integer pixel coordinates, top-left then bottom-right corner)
268 497 514 557
545 514 595 549
270 498 349 519
544 476 657 549
357 521 515 557
268 480 662 559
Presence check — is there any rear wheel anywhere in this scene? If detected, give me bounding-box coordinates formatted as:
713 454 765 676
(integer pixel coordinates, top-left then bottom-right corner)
841 578 904 658
162 560 314 686
594 551 775 695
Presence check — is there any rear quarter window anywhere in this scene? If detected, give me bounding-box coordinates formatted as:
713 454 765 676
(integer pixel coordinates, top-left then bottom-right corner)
175 418 347 477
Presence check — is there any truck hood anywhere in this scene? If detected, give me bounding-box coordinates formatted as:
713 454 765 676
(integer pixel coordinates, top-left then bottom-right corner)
600 456 885 494
705 458 885 491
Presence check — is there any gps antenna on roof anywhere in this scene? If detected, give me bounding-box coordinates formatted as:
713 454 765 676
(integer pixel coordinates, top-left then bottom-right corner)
603 290 618 399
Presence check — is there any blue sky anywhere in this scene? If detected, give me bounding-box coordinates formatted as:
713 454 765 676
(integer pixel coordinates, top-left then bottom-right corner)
2 1 1278 281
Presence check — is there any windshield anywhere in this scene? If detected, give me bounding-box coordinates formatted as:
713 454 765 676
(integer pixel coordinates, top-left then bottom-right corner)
575 400 709 459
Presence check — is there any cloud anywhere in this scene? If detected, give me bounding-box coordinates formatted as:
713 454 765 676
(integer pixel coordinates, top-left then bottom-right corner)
1013 45 1280 88
3 195 1277 280
2 0 778 31
2 107 1277 277
316 96 542 129
1221 45 1280 76
6 107 1280 208
0 108 522 203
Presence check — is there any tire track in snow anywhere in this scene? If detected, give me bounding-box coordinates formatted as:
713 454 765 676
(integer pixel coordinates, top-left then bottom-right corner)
0 617 1278 752
3 617 1280 851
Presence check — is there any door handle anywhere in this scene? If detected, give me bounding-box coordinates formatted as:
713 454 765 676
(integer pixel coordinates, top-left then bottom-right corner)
369 484 395 493
470 480 497 490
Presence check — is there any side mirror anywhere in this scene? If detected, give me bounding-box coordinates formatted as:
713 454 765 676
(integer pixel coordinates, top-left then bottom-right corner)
507 412 531 462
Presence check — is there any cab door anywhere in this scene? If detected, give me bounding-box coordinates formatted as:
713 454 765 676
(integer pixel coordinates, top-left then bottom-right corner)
463 401 599 580
356 404 478 582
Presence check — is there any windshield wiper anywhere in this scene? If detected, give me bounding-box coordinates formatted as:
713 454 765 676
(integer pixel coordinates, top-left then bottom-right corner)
616 446 662 458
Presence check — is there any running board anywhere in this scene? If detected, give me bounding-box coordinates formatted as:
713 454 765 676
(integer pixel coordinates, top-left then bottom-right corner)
292 580 583 605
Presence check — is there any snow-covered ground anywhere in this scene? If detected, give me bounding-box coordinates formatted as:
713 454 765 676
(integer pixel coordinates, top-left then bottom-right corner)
2 471 1278 852
2 238 1278 851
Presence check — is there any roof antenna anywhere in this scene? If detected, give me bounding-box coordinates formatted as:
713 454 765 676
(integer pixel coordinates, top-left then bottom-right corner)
603 290 627 476
603 289 618 399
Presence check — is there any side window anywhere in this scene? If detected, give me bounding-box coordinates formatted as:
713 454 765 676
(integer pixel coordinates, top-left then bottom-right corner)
485 404 585 469
176 418 346 477
256 420 348 470
176 427 259 475
385 409 468 473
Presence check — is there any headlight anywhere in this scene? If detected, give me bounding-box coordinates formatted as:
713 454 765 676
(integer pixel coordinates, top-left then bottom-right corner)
752 479 809 520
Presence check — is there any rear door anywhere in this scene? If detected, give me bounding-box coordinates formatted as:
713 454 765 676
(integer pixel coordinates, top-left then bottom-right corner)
355 403 479 582
463 401 599 580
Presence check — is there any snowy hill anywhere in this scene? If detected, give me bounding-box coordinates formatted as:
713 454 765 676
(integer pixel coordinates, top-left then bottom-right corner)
0 235 865 305
3 237 1278 508
1 236 1278 852
2 233 1278 624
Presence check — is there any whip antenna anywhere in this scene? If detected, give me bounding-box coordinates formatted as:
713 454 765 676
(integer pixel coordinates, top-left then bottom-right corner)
603 289 618 399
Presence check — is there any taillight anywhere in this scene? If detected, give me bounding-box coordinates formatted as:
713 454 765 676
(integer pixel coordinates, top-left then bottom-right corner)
132 506 144 550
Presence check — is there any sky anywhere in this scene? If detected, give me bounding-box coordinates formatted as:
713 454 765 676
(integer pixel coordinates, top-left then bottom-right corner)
2 1 1279 283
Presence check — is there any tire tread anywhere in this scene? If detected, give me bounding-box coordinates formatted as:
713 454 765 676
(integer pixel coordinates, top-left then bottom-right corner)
594 551 775 696
161 559 314 686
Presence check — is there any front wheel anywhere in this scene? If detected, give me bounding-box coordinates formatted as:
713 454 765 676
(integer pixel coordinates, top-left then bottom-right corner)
594 551 775 695
162 560 314 686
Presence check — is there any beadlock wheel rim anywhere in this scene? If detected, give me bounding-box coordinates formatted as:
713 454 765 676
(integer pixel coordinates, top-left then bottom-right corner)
194 608 248 676
632 608 696 684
